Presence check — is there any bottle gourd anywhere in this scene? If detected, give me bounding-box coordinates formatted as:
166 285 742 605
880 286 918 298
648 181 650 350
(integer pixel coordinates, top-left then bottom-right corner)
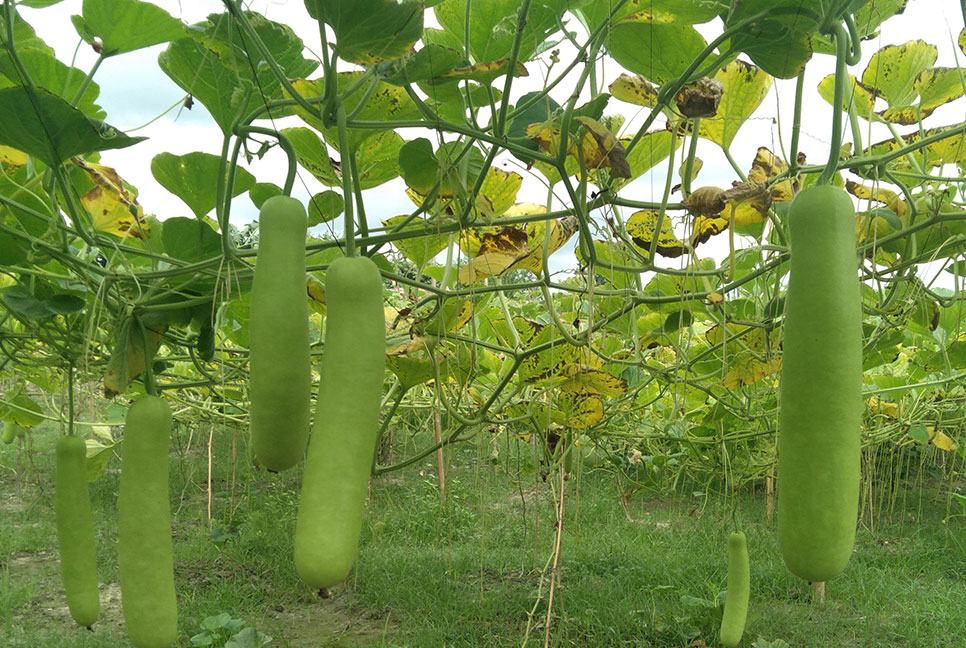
118 395 177 648
719 531 749 648
55 435 101 628
248 195 312 472
295 256 385 590
777 185 862 583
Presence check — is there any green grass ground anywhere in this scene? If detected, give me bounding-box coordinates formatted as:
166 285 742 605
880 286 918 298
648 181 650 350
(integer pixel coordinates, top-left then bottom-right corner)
2 422 965 647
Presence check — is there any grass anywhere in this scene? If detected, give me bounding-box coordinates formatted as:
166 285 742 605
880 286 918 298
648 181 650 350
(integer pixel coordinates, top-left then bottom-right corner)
2 421 965 647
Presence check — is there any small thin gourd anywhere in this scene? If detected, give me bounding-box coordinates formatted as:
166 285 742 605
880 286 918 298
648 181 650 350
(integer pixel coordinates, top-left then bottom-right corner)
55 435 100 628
777 185 862 583
295 255 385 590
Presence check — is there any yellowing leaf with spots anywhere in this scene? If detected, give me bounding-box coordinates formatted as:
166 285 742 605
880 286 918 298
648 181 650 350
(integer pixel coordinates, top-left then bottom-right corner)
457 226 529 285
626 210 685 258
306 274 326 312
439 58 528 83
386 355 435 389
723 356 782 389
0 145 28 169
457 213 578 284
75 161 149 239
559 366 628 397
690 214 729 247
846 180 907 220
552 391 604 429
747 147 795 203
573 116 631 178
818 74 878 119
698 60 773 148
511 215 579 274
609 73 659 107
477 168 522 218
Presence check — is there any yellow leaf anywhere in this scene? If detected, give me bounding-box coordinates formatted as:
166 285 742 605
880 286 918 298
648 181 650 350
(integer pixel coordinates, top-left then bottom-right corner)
552 392 604 429
74 160 149 239
931 429 955 451
723 357 782 389
559 366 628 397
697 60 773 148
458 251 521 285
0 145 28 169
574 116 631 178
867 396 899 418
626 210 685 258
609 73 659 107
439 58 528 82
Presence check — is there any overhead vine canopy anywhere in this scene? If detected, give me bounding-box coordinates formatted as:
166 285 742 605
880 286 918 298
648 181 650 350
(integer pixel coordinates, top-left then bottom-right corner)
1 0 965 480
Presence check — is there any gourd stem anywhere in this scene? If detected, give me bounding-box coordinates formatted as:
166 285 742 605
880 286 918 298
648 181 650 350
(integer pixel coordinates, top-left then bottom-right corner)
817 23 850 186
336 105 356 257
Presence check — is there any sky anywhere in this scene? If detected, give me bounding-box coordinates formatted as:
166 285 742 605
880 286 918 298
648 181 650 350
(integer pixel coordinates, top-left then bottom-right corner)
19 0 966 286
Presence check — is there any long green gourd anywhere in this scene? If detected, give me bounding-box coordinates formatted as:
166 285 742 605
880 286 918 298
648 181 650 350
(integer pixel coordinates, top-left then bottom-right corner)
295 256 385 590
248 195 311 472
55 435 100 628
719 531 749 647
778 185 862 583
118 395 177 648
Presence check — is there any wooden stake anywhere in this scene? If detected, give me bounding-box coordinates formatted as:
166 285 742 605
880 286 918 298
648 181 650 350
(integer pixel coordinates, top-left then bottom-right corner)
812 581 825 605
433 411 446 502
765 466 775 524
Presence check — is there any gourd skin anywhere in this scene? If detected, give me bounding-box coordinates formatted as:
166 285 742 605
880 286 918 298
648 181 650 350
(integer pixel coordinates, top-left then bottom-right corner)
118 395 178 648
295 256 385 590
719 531 749 648
248 195 311 472
2 421 19 443
55 435 101 628
778 185 862 583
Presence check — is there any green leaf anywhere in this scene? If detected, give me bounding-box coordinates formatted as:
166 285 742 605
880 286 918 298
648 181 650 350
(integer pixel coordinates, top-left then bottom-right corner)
376 44 464 85
355 130 404 189
908 422 931 443
398 138 439 195
151 151 255 218
0 232 28 265
202 11 319 100
698 60 772 148
162 217 222 262
0 48 104 119
307 191 344 226
435 0 568 63
85 439 117 482
382 215 449 267
624 130 678 182
1 284 85 319
159 38 249 135
9 394 43 427
309 0 423 65
0 8 55 54
71 0 185 57
0 87 144 166
249 182 282 209
607 21 706 84
289 73 421 151
281 127 340 186
726 0 818 79
225 627 272 648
